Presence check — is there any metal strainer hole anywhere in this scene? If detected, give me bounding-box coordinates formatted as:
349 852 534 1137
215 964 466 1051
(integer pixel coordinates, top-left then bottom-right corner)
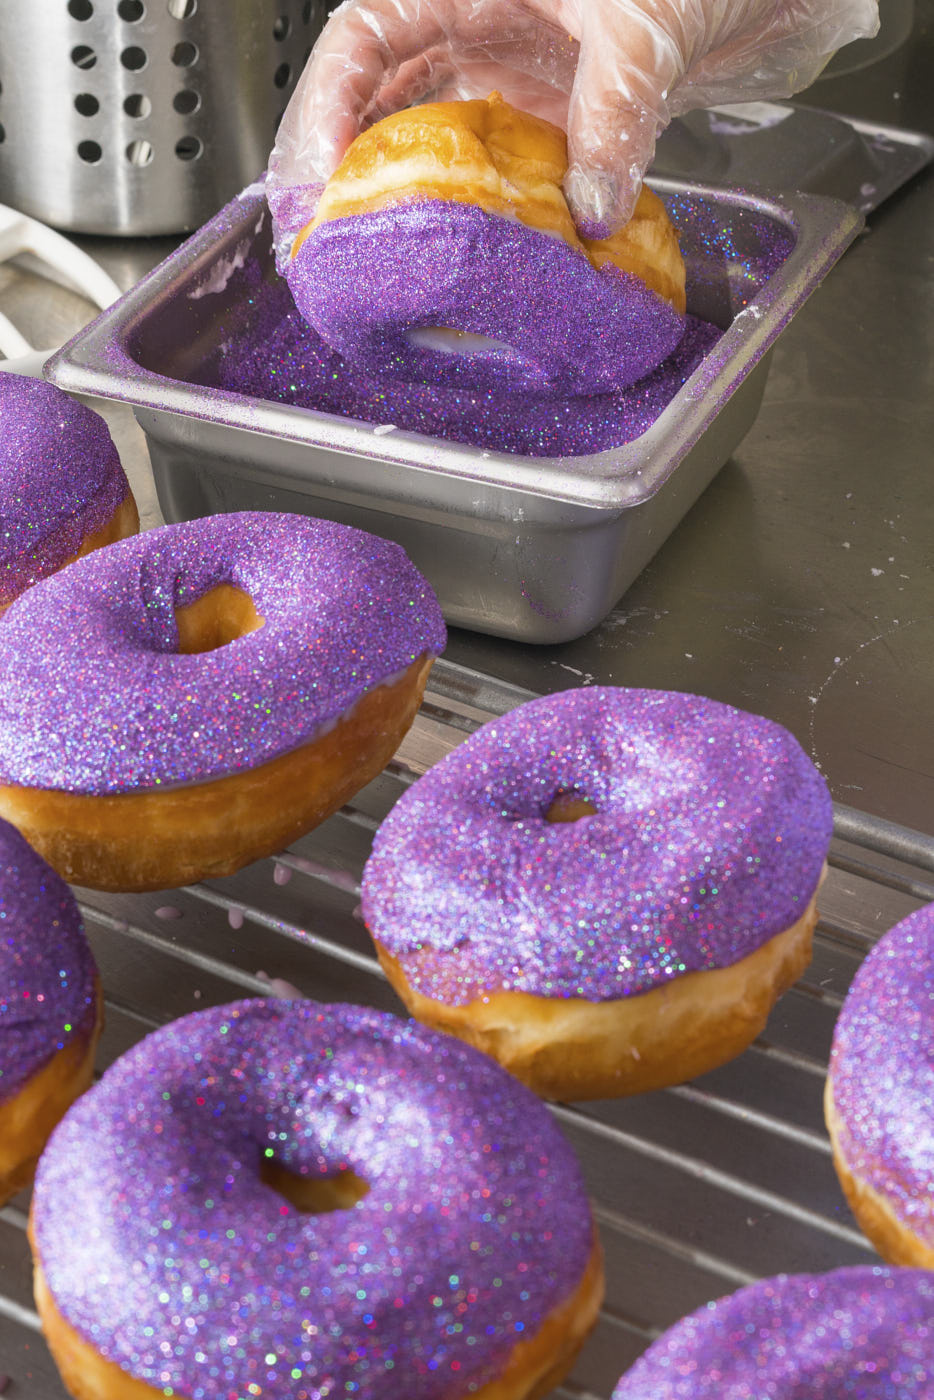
126 139 154 166
173 88 200 115
175 134 203 161
171 40 198 66
118 0 145 20
68 0 94 19
124 93 152 118
167 0 198 17
273 62 291 89
273 15 291 40
302 1 313 23
74 92 100 116
0 125 5 146
77 139 102 163
121 45 148 71
71 45 97 69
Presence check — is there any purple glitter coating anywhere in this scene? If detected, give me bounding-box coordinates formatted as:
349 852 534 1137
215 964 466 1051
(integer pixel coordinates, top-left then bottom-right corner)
0 816 96 1102
210 287 720 460
0 511 446 794
32 998 594 1398
829 902 934 1247
287 201 686 397
362 688 831 1004
0 374 130 605
612 1267 934 1398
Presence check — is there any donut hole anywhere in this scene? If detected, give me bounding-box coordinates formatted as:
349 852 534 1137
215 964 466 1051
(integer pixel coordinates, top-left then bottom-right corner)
407 326 517 358
260 1158 369 1213
545 791 598 824
174 584 263 653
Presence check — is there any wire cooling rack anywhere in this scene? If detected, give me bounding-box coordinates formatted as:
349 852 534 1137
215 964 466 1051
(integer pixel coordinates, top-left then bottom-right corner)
2 657 932 1396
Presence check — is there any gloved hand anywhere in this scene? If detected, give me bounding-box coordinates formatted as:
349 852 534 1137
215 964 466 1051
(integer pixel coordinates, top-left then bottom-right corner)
268 0 878 247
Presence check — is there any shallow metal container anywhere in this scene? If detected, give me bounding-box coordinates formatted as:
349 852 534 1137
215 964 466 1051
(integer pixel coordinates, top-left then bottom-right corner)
47 180 862 642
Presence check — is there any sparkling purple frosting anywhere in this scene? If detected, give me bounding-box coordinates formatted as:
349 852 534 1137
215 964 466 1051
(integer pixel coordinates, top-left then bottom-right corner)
362 688 832 1005
829 902 934 1247
0 511 446 794
612 1267 934 1398
287 201 686 397
32 998 594 1398
0 815 96 1102
0 373 130 606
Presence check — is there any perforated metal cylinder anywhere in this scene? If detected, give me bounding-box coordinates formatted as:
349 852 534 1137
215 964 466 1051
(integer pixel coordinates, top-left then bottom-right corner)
0 0 328 235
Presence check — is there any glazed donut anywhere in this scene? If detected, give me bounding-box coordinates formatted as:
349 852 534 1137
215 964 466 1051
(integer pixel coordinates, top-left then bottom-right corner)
0 512 445 892
362 687 832 1101
612 1267 934 1397
826 901 934 1266
286 93 687 397
0 373 138 609
0 815 101 1205
30 998 604 1400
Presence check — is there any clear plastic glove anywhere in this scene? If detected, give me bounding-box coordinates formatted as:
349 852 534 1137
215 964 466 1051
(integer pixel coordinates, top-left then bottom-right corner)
267 0 879 250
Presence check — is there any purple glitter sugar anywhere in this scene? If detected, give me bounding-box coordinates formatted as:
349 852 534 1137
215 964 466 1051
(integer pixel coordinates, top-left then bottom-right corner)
829 902 934 1247
286 200 687 397
32 998 594 1398
362 687 832 1004
612 1267 934 1397
0 511 446 794
0 374 130 606
0 816 97 1102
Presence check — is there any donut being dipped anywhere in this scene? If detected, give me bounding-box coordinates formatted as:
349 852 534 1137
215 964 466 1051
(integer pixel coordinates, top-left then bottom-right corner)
826 901 934 1267
0 374 138 609
286 93 686 397
0 816 101 1205
0 512 445 891
30 998 604 1400
612 1267 934 1398
362 687 832 1101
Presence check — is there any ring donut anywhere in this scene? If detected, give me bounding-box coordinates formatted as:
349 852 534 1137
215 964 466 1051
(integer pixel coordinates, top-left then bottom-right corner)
826 900 934 1266
286 94 687 397
0 512 445 891
362 687 832 1100
613 1267 934 1397
0 815 101 1205
31 998 604 1400
0 373 138 609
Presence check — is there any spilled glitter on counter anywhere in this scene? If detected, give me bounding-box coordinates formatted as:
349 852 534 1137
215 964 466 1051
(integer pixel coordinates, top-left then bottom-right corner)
362 688 832 1003
32 998 596 1399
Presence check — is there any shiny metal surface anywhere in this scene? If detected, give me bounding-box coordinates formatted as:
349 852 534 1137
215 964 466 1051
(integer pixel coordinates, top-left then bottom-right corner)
45 181 862 643
0 0 328 235
0 2 932 1390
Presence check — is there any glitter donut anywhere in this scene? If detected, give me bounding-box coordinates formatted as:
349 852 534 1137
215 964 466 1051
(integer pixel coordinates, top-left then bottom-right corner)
362 687 832 1100
0 815 101 1205
0 373 138 609
826 902 934 1266
612 1267 934 1397
0 512 446 891
286 94 686 397
30 998 604 1400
